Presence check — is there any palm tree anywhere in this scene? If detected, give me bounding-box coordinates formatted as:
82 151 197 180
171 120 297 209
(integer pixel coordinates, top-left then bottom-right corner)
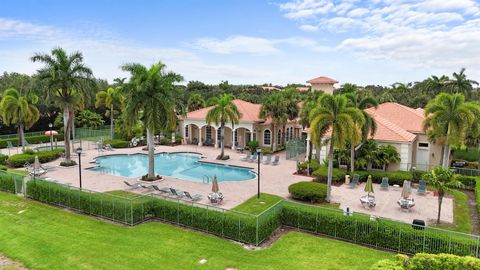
259 93 288 151
206 94 241 160
187 93 206 112
95 86 125 139
345 91 378 172
423 167 463 224
425 75 449 96
377 144 400 171
281 89 300 144
122 62 182 179
448 68 478 97
357 139 379 170
31 47 94 162
309 94 365 201
0 88 40 150
424 93 480 167
300 91 323 161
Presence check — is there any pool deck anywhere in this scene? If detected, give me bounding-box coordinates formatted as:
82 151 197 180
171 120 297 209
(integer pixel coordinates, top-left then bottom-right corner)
16 142 454 225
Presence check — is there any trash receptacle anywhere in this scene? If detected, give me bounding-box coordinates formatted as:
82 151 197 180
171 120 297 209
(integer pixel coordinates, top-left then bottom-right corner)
412 219 425 230
345 175 350 185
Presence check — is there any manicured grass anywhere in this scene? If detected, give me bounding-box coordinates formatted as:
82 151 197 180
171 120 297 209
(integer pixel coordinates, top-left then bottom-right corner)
433 189 472 234
232 193 283 214
0 192 392 270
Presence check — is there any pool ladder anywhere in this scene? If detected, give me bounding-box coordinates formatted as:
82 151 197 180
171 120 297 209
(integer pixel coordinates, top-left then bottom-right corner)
202 175 210 184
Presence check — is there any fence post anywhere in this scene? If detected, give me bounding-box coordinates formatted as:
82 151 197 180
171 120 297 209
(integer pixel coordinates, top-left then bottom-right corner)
89 191 92 215
130 200 134 225
354 219 357 243
256 215 259 245
177 199 180 225
221 209 225 238
398 227 402 252
206 205 209 233
375 221 379 248
422 228 426 252
112 196 115 222
315 208 318 233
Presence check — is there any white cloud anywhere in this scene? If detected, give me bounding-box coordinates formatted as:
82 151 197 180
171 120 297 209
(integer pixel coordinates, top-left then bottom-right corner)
347 8 369 17
299 24 319 32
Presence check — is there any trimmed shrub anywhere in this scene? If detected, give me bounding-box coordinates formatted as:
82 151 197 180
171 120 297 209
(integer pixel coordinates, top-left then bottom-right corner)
0 134 64 149
353 170 413 186
371 253 480 269
104 139 129 148
0 172 17 193
312 166 346 183
288 181 327 203
6 149 64 168
297 159 321 174
455 175 477 190
0 154 8 165
22 148 35 155
60 160 77 167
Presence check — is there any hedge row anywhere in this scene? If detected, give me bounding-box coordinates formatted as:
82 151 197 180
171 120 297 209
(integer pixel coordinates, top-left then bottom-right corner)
0 154 8 165
371 253 480 269
280 202 479 257
312 166 346 183
25 180 279 245
0 172 17 193
0 134 64 148
104 139 130 148
7 149 64 168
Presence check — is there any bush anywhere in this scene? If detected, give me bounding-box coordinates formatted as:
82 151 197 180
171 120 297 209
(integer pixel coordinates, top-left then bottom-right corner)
0 165 7 171
288 181 327 203
455 175 477 190
6 149 64 168
0 154 8 165
371 253 480 269
312 166 346 183
297 159 321 174
0 172 17 193
104 139 130 148
22 148 35 155
453 148 480 162
60 160 77 167
0 134 64 149
247 140 259 153
353 170 413 186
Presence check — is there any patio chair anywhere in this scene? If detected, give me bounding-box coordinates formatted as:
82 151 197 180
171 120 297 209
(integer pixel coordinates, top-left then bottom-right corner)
124 181 142 189
184 191 202 201
349 174 359 188
417 180 427 195
169 188 185 198
203 138 214 146
248 153 258 162
152 185 170 193
191 138 198 145
241 153 251 161
271 156 280 166
380 177 389 190
263 154 272 165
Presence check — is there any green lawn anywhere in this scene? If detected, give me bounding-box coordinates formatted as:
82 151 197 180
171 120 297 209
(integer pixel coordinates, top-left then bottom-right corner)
434 189 472 234
0 192 392 270
232 193 283 214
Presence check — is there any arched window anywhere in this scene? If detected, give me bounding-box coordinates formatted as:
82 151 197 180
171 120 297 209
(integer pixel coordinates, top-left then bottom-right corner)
277 130 282 144
290 128 294 140
263 129 271 145
286 128 290 141
206 126 212 140
185 125 189 138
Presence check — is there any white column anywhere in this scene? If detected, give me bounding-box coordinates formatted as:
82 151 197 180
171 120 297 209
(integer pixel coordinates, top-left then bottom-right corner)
214 128 218 148
305 133 311 161
231 128 236 150
198 127 203 146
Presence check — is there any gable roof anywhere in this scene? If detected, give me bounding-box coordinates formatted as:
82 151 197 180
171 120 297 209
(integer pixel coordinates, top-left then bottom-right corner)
185 99 263 123
306 76 338 84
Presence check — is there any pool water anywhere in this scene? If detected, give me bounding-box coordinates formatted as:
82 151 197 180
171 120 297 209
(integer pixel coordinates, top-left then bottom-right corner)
90 152 256 182
35 145 65 152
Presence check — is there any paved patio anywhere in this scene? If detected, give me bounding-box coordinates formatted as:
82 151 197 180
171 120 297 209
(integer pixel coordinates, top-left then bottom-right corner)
331 183 453 224
11 142 454 225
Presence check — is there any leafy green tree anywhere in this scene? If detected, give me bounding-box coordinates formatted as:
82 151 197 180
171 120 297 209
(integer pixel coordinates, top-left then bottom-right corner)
31 48 94 161
424 93 480 167
122 62 182 179
259 92 288 151
281 89 300 144
0 88 40 150
309 94 364 201
424 75 449 96
377 144 400 171
75 110 104 128
187 93 206 112
206 94 241 159
95 86 125 139
448 68 478 97
345 91 378 172
357 139 379 170
423 167 463 224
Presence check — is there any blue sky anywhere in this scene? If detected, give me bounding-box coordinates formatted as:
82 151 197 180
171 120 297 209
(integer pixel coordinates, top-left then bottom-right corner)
1 0 479 86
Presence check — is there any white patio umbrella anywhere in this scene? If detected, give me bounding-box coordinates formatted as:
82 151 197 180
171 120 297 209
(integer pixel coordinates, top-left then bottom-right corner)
212 175 219 193
34 156 41 171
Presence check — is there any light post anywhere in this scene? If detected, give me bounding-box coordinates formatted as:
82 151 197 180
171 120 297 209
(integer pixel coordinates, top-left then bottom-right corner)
48 123 53 151
76 147 83 189
257 148 261 199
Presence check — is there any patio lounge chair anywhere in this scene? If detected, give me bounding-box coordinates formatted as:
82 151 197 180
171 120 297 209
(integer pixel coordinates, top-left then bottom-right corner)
184 191 202 201
124 181 142 189
241 154 251 161
203 138 214 146
104 144 113 150
152 185 170 193
263 154 272 165
271 156 280 166
248 153 258 162
169 188 185 198
380 177 389 190
349 174 359 188
191 138 198 145
417 180 427 195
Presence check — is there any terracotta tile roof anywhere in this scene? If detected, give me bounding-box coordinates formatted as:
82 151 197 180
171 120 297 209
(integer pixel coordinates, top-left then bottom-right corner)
306 76 338 84
296 86 310 91
365 102 425 134
368 114 417 142
185 99 262 122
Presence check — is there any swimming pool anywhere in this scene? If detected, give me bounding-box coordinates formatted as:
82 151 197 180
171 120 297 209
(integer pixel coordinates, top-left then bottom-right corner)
35 145 65 152
90 152 256 182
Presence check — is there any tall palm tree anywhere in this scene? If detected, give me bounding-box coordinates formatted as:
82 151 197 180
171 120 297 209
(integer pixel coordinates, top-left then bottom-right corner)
187 93 206 112
206 94 241 160
309 94 364 201
448 68 479 97
345 91 378 172
122 62 182 179
424 93 480 167
259 92 288 151
0 88 40 150
425 75 449 96
423 167 463 224
95 86 125 139
31 47 94 162
282 89 300 144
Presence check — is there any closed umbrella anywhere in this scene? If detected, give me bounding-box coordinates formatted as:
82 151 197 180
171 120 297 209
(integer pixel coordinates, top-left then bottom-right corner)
401 180 410 199
44 130 58 137
34 156 41 171
364 175 374 197
211 175 219 193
